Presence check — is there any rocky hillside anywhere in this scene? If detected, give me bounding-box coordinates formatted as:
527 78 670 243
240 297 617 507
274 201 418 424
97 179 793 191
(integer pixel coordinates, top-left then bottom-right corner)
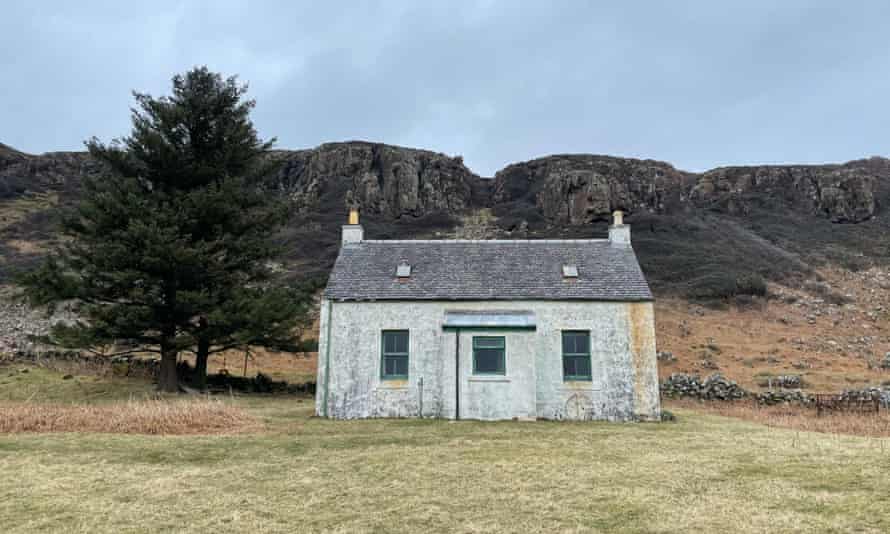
0 145 99 200
271 141 478 218
692 159 890 223
491 154 694 226
492 154 887 226
2 140 889 293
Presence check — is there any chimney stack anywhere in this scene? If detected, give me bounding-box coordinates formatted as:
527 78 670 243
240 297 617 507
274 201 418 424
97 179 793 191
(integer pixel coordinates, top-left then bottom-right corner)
608 210 630 247
342 208 364 245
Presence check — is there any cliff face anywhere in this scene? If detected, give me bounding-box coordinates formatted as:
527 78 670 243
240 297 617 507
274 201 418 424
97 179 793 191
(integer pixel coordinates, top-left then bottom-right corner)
271 141 477 218
492 154 887 225
3 140 884 224
491 155 694 224
0 147 98 200
692 161 882 223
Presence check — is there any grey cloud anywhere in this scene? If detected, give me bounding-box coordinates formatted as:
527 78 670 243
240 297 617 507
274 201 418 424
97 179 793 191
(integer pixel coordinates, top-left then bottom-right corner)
2 1 889 176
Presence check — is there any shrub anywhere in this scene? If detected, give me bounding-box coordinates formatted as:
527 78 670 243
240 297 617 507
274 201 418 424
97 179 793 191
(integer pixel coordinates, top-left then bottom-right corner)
296 339 319 352
736 274 767 297
803 280 852 305
686 272 768 301
685 273 738 300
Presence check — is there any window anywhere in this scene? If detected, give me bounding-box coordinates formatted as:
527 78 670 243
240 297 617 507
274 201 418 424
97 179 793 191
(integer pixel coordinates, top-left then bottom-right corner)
562 331 591 381
381 330 409 379
473 336 506 375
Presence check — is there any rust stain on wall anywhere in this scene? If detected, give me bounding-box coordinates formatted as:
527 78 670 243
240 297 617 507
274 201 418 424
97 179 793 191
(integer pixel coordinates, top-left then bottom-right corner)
627 302 660 420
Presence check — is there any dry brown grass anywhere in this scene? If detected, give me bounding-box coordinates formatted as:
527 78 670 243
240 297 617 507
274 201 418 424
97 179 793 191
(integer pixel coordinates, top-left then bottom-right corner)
179 347 318 384
0 398 258 435
668 398 890 437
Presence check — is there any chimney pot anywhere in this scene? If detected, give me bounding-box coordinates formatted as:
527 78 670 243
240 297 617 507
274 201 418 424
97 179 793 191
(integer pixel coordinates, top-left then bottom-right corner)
348 208 359 225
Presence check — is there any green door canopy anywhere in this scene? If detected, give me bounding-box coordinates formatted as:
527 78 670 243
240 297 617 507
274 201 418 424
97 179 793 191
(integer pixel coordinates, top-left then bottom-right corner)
443 311 536 330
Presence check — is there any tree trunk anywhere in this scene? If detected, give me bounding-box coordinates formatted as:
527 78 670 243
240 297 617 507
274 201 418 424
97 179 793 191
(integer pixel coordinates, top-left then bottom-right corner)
158 343 179 393
193 316 210 390
195 336 210 390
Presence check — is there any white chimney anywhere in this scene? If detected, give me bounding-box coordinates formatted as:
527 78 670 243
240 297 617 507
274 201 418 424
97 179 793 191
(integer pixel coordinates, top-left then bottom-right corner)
608 210 630 247
342 208 364 245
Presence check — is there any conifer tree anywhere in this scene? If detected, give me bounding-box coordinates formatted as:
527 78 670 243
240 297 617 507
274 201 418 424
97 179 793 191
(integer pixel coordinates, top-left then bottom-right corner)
23 67 304 392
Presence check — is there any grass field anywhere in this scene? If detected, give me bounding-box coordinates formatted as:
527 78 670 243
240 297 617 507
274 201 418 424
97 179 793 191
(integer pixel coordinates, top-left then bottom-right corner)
2 366 890 533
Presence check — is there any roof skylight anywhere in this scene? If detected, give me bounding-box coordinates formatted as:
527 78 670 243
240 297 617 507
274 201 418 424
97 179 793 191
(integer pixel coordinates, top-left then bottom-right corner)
562 264 578 278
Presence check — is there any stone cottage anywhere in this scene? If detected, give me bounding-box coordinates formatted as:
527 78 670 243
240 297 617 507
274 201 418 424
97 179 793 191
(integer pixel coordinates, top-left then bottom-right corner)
315 210 660 421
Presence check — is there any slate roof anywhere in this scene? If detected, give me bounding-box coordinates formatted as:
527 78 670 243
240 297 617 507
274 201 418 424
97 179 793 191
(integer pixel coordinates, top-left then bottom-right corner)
324 239 653 302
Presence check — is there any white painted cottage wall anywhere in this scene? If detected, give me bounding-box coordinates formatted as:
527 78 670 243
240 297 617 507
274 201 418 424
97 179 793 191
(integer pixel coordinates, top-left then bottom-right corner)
315 299 660 421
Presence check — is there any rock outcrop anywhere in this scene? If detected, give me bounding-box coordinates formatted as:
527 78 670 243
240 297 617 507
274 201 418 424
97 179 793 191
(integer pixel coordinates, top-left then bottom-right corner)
492 154 888 224
0 292 76 355
272 141 478 218
492 155 693 224
692 162 880 222
0 147 98 200
4 140 886 224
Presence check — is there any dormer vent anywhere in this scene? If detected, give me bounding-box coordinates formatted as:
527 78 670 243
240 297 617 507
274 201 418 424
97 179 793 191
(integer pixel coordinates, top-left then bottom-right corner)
562 264 578 278
396 261 412 278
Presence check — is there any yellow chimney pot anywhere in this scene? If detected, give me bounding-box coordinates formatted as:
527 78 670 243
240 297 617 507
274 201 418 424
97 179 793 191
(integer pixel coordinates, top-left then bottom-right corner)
348 209 359 225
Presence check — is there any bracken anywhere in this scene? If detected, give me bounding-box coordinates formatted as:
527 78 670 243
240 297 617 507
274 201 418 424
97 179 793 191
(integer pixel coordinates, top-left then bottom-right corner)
668 398 890 437
0 398 258 435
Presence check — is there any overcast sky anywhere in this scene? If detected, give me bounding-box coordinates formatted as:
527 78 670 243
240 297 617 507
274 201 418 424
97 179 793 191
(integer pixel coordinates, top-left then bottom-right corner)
2 1 888 176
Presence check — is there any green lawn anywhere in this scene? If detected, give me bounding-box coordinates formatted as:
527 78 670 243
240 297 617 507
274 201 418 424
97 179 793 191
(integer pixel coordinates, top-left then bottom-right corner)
1 366 890 533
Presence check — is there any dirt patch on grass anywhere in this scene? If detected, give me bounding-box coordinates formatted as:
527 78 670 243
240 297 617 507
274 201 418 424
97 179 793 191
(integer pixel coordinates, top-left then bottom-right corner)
669 398 890 437
0 398 258 435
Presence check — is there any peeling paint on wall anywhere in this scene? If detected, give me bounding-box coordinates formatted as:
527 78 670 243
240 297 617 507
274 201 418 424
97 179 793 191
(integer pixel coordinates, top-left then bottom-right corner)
316 299 659 421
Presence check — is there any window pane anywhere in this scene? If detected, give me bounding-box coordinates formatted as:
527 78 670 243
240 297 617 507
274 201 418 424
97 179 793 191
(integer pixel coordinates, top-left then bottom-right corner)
562 331 589 354
563 356 576 377
394 332 408 353
562 334 573 354
575 333 589 354
474 348 504 374
383 331 408 355
383 356 408 377
474 337 504 349
564 355 591 379
384 333 396 354
574 356 591 378
394 356 408 376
